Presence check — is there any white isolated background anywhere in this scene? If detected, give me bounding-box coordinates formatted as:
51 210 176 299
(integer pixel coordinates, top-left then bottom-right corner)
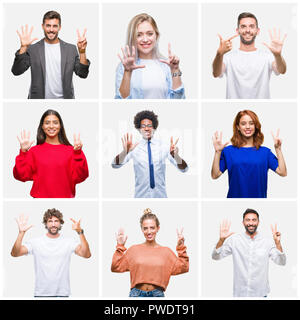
102 101 198 198
3 2 99 99
102 2 198 99
201 101 297 198
102 200 198 298
3 200 99 298
3 101 99 198
201 3 297 99
202 200 297 298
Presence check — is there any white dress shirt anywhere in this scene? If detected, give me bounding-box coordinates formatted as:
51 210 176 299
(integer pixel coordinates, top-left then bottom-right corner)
212 232 286 297
112 138 188 198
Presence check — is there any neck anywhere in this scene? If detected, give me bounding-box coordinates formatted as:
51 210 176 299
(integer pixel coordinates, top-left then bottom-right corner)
239 41 257 52
246 231 257 239
44 38 60 45
45 136 61 145
138 51 153 60
46 232 60 239
241 136 254 147
144 240 158 247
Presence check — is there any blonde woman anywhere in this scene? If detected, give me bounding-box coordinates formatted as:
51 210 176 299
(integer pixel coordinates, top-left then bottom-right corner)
111 208 189 297
115 13 185 99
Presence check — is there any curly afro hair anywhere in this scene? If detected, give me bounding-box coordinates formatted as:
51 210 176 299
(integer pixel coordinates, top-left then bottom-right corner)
134 110 159 130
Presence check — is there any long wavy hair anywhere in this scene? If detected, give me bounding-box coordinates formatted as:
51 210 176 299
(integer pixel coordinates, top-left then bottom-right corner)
126 13 163 60
37 109 72 146
231 110 264 149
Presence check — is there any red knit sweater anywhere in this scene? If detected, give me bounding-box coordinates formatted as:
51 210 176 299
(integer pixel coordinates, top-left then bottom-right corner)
13 143 89 198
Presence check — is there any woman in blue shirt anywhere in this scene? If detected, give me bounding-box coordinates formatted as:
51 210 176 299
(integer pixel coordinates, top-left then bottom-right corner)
211 110 287 198
115 13 185 99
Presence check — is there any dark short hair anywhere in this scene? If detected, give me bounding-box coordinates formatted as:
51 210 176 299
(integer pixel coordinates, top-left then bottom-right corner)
237 12 258 28
134 110 159 130
243 208 259 220
43 11 61 25
42 208 64 226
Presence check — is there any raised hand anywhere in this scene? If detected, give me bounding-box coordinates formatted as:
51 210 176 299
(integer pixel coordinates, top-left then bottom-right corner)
271 223 281 244
176 227 185 246
170 136 179 155
17 130 34 152
220 220 234 241
212 131 229 152
73 133 83 151
116 228 128 245
122 133 138 154
15 214 33 233
160 43 180 73
118 45 145 72
77 28 87 53
271 129 282 150
70 218 82 233
16 25 38 49
263 29 287 56
217 33 238 55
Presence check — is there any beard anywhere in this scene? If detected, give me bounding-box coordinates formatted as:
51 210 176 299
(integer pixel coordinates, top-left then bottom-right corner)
240 34 256 45
47 226 61 235
44 31 59 42
244 225 258 235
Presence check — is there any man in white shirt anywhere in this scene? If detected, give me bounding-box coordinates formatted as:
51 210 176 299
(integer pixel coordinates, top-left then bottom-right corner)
11 209 91 297
212 12 287 99
112 110 188 198
12 10 90 99
212 208 286 297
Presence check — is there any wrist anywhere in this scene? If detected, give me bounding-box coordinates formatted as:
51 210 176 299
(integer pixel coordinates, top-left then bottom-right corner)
77 229 84 235
79 49 86 54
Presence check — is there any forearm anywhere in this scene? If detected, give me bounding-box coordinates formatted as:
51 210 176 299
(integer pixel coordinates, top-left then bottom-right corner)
212 53 224 77
275 148 287 176
111 244 128 272
77 234 91 258
79 52 88 65
119 70 132 98
11 232 25 257
274 53 286 74
216 238 225 250
171 70 182 90
19 45 28 55
211 151 222 179
171 152 187 170
115 150 127 165
275 241 283 253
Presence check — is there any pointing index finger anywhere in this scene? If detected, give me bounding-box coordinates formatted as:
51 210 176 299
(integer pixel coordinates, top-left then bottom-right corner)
227 33 239 41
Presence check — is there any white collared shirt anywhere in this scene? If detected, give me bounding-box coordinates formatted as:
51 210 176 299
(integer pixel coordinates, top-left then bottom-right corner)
212 232 286 297
112 138 188 198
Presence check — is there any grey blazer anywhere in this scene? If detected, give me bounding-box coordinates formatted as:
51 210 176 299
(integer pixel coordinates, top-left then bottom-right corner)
11 38 90 99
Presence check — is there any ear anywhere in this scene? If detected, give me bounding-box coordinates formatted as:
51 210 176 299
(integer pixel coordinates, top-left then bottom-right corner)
157 226 160 232
236 27 240 34
257 28 260 36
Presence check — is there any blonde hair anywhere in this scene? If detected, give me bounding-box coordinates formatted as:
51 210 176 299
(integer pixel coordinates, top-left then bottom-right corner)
126 13 162 59
140 208 160 227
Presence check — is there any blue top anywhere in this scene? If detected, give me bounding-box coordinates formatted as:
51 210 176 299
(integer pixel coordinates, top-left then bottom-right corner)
220 145 279 198
115 59 185 99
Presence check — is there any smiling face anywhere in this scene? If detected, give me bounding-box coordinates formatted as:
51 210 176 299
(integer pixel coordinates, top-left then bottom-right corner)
46 216 62 236
141 218 160 242
42 114 61 140
42 18 61 43
139 118 154 140
243 213 259 235
237 17 260 45
237 114 256 139
136 21 157 59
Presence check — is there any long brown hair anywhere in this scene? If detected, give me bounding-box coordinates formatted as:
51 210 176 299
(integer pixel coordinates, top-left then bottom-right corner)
231 110 264 149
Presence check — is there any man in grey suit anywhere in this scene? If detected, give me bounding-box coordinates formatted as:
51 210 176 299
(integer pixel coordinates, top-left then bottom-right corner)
11 10 90 99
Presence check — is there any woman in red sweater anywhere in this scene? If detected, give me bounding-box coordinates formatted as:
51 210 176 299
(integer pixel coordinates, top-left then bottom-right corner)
13 109 89 198
111 208 189 297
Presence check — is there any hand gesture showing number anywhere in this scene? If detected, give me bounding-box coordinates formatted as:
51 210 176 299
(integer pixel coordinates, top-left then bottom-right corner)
176 227 185 246
77 28 87 52
170 136 179 155
16 25 38 48
220 220 234 241
271 129 282 150
15 214 33 233
122 133 139 154
17 130 34 152
160 43 180 73
116 228 128 245
73 133 83 151
212 131 229 152
217 33 238 55
271 223 281 244
70 218 82 233
118 45 146 72
263 29 287 56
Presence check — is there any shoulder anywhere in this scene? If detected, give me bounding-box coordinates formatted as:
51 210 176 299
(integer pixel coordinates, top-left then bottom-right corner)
222 145 235 153
28 39 44 51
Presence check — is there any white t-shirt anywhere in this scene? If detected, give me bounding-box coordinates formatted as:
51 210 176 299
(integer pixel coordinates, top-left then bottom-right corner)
24 234 79 297
139 59 168 99
44 41 64 99
222 48 279 99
